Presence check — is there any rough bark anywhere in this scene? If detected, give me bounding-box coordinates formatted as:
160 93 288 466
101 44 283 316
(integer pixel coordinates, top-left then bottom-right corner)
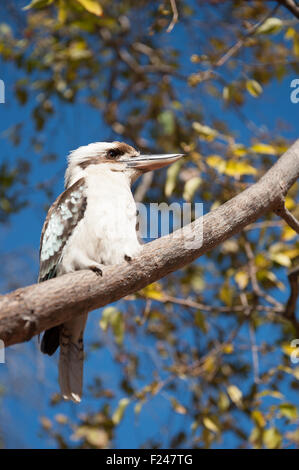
0 139 299 347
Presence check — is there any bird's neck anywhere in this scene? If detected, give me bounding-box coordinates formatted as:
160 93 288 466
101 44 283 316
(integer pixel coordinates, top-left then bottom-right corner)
66 164 133 190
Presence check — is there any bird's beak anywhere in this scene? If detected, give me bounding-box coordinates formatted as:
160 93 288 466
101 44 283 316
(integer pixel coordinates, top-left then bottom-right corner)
124 153 184 171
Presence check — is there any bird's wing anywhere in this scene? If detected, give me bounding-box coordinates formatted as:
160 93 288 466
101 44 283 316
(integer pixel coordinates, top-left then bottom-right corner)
38 177 87 283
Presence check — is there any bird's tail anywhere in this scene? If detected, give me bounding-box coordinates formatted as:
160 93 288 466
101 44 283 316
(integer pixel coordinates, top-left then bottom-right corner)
58 312 88 403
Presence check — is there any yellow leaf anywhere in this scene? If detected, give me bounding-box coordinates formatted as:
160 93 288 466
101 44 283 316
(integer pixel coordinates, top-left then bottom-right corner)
246 79 263 97
75 0 103 16
218 391 230 411
206 155 226 173
203 417 219 433
270 252 291 267
282 343 295 357
232 145 247 157
256 17 283 35
257 390 283 400
140 282 163 300
222 343 234 354
251 143 277 155
285 27 296 40
282 225 297 241
252 410 266 428
171 398 187 415
112 398 130 425
227 385 242 406
235 270 249 290
279 403 298 420
192 122 218 141
224 160 257 176
263 427 282 449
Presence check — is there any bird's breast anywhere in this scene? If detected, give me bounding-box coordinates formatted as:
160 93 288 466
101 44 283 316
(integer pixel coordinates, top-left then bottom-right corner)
83 172 141 265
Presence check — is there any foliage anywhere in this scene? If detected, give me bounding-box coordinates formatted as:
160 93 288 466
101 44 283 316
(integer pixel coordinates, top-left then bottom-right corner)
1 0 299 449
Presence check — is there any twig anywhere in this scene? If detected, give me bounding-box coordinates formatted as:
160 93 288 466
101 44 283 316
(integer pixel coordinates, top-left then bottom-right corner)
215 4 280 68
167 0 179 33
274 201 299 234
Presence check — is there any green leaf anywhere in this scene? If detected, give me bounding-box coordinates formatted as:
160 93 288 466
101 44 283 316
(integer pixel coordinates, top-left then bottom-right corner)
99 307 125 345
158 110 175 136
183 176 201 201
165 160 183 197
194 310 207 333
75 0 103 16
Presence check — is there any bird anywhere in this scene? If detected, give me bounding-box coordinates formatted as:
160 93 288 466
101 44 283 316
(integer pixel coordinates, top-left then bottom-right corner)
38 141 183 403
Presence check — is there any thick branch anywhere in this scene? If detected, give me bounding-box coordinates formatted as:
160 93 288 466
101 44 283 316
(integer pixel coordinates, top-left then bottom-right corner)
0 139 299 347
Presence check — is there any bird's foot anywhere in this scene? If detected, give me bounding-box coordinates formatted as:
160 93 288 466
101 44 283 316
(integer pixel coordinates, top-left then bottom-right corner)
89 264 104 276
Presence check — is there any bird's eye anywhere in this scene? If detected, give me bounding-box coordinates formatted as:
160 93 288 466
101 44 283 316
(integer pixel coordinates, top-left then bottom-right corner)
107 149 119 159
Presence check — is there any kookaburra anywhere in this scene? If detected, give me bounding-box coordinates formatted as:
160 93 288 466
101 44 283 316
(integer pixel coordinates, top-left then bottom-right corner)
39 141 183 403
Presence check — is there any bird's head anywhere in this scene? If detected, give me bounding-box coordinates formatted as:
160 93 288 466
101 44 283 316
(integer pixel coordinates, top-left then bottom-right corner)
65 141 184 188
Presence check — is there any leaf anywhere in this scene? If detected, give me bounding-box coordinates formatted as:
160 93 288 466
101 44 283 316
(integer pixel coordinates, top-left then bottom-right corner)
282 225 297 241
222 343 234 354
112 398 130 425
140 282 163 300
171 398 187 415
279 403 298 420
23 0 54 10
194 310 207 333
263 427 282 449
206 155 226 173
256 18 283 35
192 122 218 141
257 390 283 400
158 110 175 136
235 270 249 290
246 79 263 98
224 160 257 177
220 284 233 306
165 160 183 197
75 0 103 16
227 385 242 407
183 176 201 201
218 391 230 411
251 143 277 155
99 307 125 345
252 410 266 428
270 252 291 267
203 416 219 433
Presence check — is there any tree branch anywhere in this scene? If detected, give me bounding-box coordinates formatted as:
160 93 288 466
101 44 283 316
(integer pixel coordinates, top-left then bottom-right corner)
276 0 299 19
0 139 299 348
